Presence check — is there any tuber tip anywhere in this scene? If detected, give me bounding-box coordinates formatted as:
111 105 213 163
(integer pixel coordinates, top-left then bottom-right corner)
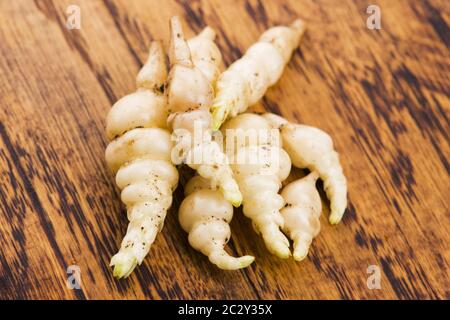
267 238 291 259
209 251 255 270
240 255 256 267
329 211 343 225
211 105 228 130
199 26 216 40
224 189 243 207
110 253 138 279
290 18 306 33
292 242 309 261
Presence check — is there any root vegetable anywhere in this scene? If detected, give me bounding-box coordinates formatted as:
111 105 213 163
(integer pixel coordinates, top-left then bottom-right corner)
222 113 292 258
167 16 242 207
211 19 306 130
280 172 321 261
105 27 222 278
263 113 347 224
105 42 178 278
179 176 254 270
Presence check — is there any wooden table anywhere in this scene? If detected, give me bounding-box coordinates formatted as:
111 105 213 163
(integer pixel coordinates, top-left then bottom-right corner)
0 0 448 300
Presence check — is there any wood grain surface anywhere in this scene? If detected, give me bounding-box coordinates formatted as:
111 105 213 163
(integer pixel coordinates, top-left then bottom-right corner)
0 0 449 300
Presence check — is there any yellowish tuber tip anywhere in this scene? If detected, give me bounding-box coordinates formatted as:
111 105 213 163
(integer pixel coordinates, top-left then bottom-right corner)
329 206 345 225
329 213 343 225
293 242 309 261
223 189 243 207
113 264 127 279
211 105 228 131
267 239 291 259
209 251 255 270
239 255 255 268
110 253 137 279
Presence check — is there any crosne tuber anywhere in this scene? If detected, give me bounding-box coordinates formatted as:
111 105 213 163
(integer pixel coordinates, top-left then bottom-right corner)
105 41 178 278
166 16 242 207
221 113 292 258
263 113 347 224
179 175 254 270
280 172 322 261
211 19 306 130
105 25 226 278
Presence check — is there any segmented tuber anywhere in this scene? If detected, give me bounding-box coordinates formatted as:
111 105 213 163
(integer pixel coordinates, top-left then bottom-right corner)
263 113 347 224
211 19 306 129
105 41 178 278
179 175 254 270
105 27 223 278
280 172 322 261
166 16 242 207
222 113 292 258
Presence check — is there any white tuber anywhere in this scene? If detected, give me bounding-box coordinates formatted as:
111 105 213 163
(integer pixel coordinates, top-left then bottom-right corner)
105 41 178 278
166 16 242 207
280 172 322 261
105 26 225 277
263 113 347 224
222 113 292 258
211 19 306 129
179 176 254 270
